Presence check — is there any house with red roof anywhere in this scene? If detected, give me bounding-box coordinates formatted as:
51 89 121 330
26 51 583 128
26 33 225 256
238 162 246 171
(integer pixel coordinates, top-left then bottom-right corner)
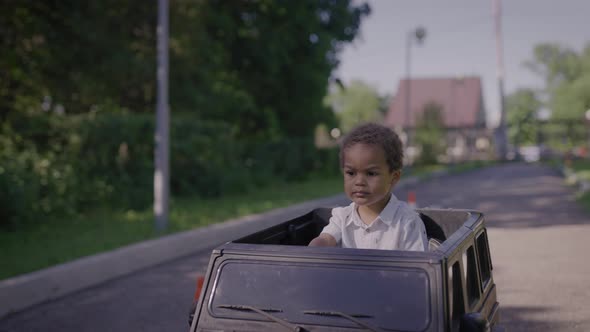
385 76 492 163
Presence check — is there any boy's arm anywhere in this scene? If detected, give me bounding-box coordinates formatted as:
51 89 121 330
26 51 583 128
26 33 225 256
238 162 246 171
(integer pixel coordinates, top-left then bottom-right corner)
401 214 429 251
308 207 345 247
308 233 338 247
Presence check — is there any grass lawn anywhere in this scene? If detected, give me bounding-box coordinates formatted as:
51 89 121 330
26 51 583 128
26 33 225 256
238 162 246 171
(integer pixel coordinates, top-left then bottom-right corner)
569 159 590 212
570 159 590 181
579 192 590 212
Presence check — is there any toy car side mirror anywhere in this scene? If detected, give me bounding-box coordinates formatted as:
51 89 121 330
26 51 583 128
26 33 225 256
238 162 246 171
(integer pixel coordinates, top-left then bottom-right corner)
460 312 490 332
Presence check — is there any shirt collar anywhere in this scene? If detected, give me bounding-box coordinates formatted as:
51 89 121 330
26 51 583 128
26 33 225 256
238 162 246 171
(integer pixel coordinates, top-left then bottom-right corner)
347 193 399 227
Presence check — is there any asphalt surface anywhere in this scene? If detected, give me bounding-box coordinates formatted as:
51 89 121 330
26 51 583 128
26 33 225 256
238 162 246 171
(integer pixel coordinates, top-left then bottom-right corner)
1 162 589 331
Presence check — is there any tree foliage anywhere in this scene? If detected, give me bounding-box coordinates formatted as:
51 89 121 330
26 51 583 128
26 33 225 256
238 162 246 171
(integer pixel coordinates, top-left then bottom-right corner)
525 43 590 120
414 102 446 165
0 1 158 117
324 80 383 133
0 112 340 229
506 88 541 146
1 0 371 138
0 1 371 228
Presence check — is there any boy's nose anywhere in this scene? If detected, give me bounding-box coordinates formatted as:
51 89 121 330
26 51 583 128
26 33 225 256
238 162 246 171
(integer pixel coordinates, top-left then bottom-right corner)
354 175 367 185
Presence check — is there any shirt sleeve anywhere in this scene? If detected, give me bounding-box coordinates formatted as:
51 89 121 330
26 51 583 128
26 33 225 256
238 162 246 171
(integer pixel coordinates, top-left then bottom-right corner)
320 207 345 245
400 212 428 251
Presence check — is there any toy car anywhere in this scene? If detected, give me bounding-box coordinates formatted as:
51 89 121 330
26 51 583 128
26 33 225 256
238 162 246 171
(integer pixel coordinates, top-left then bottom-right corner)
189 207 504 332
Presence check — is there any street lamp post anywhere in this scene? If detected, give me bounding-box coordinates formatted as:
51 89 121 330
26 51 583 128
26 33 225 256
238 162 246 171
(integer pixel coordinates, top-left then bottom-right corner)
492 0 508 160
155 0 169 231
404 26 426 145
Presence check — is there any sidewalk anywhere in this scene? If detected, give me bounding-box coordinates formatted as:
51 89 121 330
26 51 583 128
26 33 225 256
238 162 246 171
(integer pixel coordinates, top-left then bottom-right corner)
0 175 430 318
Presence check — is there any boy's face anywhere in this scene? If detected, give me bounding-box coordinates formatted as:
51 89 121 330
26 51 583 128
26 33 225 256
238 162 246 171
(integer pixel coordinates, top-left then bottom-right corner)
342 143 400 209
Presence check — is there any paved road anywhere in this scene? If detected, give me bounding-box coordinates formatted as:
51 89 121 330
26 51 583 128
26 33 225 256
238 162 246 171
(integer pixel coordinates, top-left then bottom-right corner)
1 163 589 331
416 163 590 331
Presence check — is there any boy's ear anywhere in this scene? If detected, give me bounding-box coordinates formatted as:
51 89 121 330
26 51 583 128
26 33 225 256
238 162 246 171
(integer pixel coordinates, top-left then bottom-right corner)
390 170 401 185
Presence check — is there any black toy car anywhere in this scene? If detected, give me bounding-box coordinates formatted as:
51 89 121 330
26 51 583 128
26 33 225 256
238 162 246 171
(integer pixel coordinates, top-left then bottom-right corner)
189 208 504 332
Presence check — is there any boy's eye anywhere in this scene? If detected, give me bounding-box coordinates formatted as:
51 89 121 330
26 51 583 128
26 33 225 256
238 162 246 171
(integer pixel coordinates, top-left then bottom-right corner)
367 171 378 177
345 170 355 176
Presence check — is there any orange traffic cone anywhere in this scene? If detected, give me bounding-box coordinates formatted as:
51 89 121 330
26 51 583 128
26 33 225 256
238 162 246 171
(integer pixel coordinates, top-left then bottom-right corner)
193 275 205 301
408 191 417 209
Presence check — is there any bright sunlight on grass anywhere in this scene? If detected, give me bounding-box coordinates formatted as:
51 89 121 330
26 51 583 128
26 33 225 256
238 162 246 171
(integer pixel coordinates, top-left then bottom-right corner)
570 159 590 181
569 159 590 212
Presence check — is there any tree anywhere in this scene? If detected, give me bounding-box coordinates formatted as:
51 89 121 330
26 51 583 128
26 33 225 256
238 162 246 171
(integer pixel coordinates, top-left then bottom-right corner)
414 102 446 165
377 93 392 116
0 1 373 229
525 43 590 120
324 80 383 133
1 1 371 140
1 1 158 116
506 88 541 146
524 43 583 89
162 0 371 138
551 72 590 120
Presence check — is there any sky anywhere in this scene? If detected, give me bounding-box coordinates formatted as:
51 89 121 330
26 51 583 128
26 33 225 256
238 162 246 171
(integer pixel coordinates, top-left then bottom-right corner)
335 0 590 127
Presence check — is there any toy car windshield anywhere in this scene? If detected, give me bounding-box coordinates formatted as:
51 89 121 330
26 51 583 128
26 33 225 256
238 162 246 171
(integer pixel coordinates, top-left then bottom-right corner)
208 259 432 331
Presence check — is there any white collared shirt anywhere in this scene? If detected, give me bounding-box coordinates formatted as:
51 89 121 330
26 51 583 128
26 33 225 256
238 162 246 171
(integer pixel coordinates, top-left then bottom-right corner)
321 194 428 251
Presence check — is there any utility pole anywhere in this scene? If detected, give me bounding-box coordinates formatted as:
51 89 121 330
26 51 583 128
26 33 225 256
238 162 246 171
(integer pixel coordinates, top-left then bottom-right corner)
493 0 508 160
405 34 412 132
154 0 169 231
404 27 426 145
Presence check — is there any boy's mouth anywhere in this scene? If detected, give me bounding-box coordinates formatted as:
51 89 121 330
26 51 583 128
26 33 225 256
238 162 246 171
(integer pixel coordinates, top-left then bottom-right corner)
352 191 370 197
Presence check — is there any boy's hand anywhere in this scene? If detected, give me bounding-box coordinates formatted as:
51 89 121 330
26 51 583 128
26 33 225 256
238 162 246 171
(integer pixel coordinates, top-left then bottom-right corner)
308 233 337 247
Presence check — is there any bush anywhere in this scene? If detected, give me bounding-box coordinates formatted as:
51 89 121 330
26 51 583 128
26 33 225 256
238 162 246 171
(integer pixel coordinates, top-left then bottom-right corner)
0 155 36 229
0 112 340 229
0 126 78 228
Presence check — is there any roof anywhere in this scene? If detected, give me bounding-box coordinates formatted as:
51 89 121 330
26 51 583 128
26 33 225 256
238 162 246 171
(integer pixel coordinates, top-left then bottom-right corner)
385 76 485 129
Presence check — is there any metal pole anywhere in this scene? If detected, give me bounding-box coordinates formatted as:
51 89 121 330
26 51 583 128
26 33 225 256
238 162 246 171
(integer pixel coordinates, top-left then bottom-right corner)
493 0 508 160
405 32 412 142
155 0 169 231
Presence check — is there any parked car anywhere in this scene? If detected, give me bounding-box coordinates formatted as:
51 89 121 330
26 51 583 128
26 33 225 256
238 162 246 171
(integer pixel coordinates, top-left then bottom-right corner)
518 145 541 163
189 207 504 332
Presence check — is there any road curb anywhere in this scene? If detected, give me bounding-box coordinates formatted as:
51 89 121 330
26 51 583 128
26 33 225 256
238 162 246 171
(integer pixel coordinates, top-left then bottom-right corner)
0 193 349 318
0 176 429 318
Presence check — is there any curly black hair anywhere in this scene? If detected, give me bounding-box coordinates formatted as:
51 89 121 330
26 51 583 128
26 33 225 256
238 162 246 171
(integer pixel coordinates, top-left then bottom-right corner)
339 122 403 172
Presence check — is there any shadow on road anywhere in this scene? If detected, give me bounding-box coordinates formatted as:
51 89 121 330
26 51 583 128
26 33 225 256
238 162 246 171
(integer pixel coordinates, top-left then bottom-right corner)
397 163 590 229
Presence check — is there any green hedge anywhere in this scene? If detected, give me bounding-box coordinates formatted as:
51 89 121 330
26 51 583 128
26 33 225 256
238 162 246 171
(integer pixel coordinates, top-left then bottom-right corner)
0 113 339 229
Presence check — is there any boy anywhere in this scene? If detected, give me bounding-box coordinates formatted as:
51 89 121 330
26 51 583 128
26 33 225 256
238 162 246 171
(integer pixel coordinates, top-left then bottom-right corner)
309 122 428 251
